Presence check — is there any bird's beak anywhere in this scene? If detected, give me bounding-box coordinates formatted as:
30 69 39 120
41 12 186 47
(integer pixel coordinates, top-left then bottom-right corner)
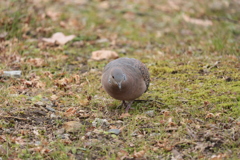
117 82 122 90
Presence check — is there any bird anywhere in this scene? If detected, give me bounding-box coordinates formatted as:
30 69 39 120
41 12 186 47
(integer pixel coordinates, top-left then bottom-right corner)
101 57 150 112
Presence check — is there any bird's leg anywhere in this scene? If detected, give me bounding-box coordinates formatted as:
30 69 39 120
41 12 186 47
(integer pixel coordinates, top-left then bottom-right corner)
125 101 133 112
117 100 127 109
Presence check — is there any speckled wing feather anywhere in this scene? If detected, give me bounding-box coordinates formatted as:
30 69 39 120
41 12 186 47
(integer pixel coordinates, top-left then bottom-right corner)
133 59 150 92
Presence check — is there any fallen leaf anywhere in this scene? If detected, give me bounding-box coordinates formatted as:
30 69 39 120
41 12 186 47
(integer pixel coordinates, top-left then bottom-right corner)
157 51 165 56
50 94 58 101
71 74 80 83
117 150 129 160
79 99 89 106
29 146 51 154
205 113 215 119
55 78 71 88
63 121 82 133
133 149 146 158
167 117 177 126
23 78 46 88
210 153 228 160
135 115 148 120
44 71 53 79
168 0 180 10
42 32 76 45
27 58 45 67
46 10 59 21
0 32 8 40
64 107 78 117
119 113 131 119
91 50 118 60
11 136 26 145
98 1 110 9
182 14 213 26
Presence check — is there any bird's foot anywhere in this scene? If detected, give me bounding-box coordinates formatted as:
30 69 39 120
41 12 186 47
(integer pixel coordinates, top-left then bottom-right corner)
117 101 134 112
125 101 133 112
117 101 127 109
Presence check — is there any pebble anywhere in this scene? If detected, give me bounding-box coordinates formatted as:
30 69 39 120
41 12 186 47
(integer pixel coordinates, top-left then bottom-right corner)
107 129 121 135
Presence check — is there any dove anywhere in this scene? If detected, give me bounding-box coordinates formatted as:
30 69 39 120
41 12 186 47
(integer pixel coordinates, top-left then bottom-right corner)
101 57 150 112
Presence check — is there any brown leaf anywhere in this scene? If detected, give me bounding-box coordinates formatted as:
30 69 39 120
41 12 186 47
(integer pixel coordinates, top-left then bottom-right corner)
135 115 148 120
70 74 80 84
27 58 45 67
119 113 131 119
98 1 110 9
11 136 26 145
117 150 129 160
167 117 177 126
46 10 59 21
64 107 78 117
63 121 82 133
42 32 75 45
91 50 119 60
55 78 71 88
133 149 146 158
50 94 58 101
29 146 51 154
0 135 7 143
79 99 89 106
0 32 8 40
205 113 215 119
44 71 53 79
23 78 46 88
210 153 228 160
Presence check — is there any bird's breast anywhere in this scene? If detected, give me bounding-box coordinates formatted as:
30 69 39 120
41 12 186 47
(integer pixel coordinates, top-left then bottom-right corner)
103 77 146 101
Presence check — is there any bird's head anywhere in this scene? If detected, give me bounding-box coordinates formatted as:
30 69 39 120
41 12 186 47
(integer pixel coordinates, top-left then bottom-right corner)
108 68 126 90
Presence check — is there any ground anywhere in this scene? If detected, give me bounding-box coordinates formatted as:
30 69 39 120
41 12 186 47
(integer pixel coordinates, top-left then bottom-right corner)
0 0 240 159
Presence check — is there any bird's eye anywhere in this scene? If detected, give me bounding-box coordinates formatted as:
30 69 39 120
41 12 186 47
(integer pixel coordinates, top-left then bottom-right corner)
112 76 114 79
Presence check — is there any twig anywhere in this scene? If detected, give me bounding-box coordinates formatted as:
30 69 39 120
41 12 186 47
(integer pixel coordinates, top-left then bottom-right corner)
173 140 197 147
208 16 239 24
0 115 29 121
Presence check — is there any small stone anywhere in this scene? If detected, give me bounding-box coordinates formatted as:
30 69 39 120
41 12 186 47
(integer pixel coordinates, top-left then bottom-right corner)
45 105 56 112
34 101 45 107
50 113 57 118
145 110 155 117
107 129 121 135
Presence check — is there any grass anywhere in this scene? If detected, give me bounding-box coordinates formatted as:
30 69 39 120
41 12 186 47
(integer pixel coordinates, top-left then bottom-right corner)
0 0 240 159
